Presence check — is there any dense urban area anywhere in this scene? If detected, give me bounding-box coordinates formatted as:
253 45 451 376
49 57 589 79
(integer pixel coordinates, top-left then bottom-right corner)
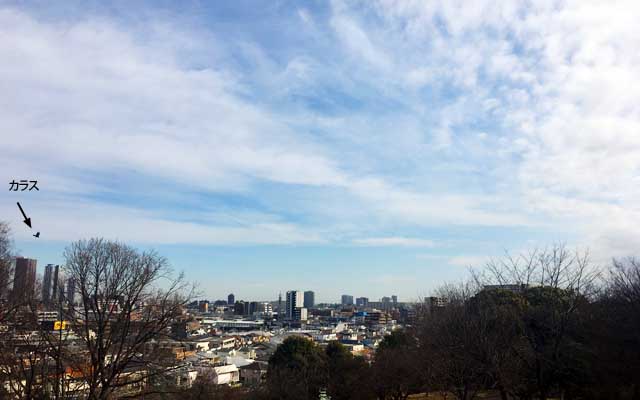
1 223 639 399
2 0 639 398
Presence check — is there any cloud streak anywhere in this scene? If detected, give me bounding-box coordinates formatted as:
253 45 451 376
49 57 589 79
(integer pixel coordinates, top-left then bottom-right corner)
0 1 638 266
353 237 436 248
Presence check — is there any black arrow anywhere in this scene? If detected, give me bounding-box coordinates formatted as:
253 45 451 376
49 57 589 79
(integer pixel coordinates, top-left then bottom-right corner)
16 202 32 228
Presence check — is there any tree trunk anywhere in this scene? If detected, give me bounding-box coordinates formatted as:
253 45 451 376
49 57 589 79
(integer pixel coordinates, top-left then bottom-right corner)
498 386 508 400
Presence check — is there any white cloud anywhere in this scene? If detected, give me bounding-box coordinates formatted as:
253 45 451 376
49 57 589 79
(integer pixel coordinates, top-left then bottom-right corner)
447 255 488 268
328 0 640 259
330 13 392 71
297 8 314 27
353 237 436 247
349 178 536 228
2 1 639 260
0 8 346 195
0 5 539 243
0 198 324 246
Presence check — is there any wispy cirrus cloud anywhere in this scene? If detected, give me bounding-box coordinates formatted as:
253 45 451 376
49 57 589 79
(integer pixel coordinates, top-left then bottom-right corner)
323 0 640 260
447 255 489 269
353 237 436 248
1 0 638 277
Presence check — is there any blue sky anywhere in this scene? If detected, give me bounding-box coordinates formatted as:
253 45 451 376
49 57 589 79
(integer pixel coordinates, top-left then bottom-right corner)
1 0 639 302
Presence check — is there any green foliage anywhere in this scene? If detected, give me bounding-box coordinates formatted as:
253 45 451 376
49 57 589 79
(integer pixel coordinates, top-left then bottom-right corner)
377 329 416 353
373 330 422 400
266 336 327 400
326 341 374 400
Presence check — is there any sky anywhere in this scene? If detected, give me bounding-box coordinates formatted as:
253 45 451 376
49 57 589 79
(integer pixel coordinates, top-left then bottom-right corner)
1 0 639 303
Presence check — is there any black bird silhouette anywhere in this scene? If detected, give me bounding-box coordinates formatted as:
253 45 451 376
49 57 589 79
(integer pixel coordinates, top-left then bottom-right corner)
33 232 40 238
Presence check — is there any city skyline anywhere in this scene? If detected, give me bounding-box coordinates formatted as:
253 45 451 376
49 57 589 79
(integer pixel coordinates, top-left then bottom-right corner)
0 1 638 399
2 1 639 301
8 254 403 304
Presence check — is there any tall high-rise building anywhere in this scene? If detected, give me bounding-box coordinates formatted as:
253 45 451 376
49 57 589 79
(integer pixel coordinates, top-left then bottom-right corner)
303 290 315 308
66 277 75 305
12 257 37 302
341 294 354 306
285 290 303 319
42 263 54 303
248 301 260 315
356 297 369 307
51 265 64 303
392 295 398 305
227 293 235 305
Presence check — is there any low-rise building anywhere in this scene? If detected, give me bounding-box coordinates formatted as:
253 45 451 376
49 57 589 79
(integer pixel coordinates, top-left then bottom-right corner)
211 364 240 385
240 361 268 386
210 336 236 350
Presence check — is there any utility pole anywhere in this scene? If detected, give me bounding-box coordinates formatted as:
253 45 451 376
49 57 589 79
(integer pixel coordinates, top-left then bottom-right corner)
55 294 64 399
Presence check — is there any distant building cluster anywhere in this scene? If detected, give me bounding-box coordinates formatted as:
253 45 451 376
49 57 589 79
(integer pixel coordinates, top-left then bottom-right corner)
42 263 75 306
0 257 75 308
341 293 399 311
1 254 422 396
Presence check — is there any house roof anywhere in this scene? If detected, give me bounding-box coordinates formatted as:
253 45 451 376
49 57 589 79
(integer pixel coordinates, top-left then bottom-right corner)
240 361 268 371
214 365 238 374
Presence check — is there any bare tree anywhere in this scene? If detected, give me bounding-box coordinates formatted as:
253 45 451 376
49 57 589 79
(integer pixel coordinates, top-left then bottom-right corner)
610 257 640 307
0 221 26 399
0 221 15 307
476 244 599 295
417 245 599 400
419 283 487 400
0 221 65 400
58 238 194 399
599 257 640 399
0 297 66 399
473 245 596 399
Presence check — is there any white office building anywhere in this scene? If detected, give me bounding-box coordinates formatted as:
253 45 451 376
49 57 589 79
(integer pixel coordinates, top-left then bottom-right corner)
285 290 303 320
